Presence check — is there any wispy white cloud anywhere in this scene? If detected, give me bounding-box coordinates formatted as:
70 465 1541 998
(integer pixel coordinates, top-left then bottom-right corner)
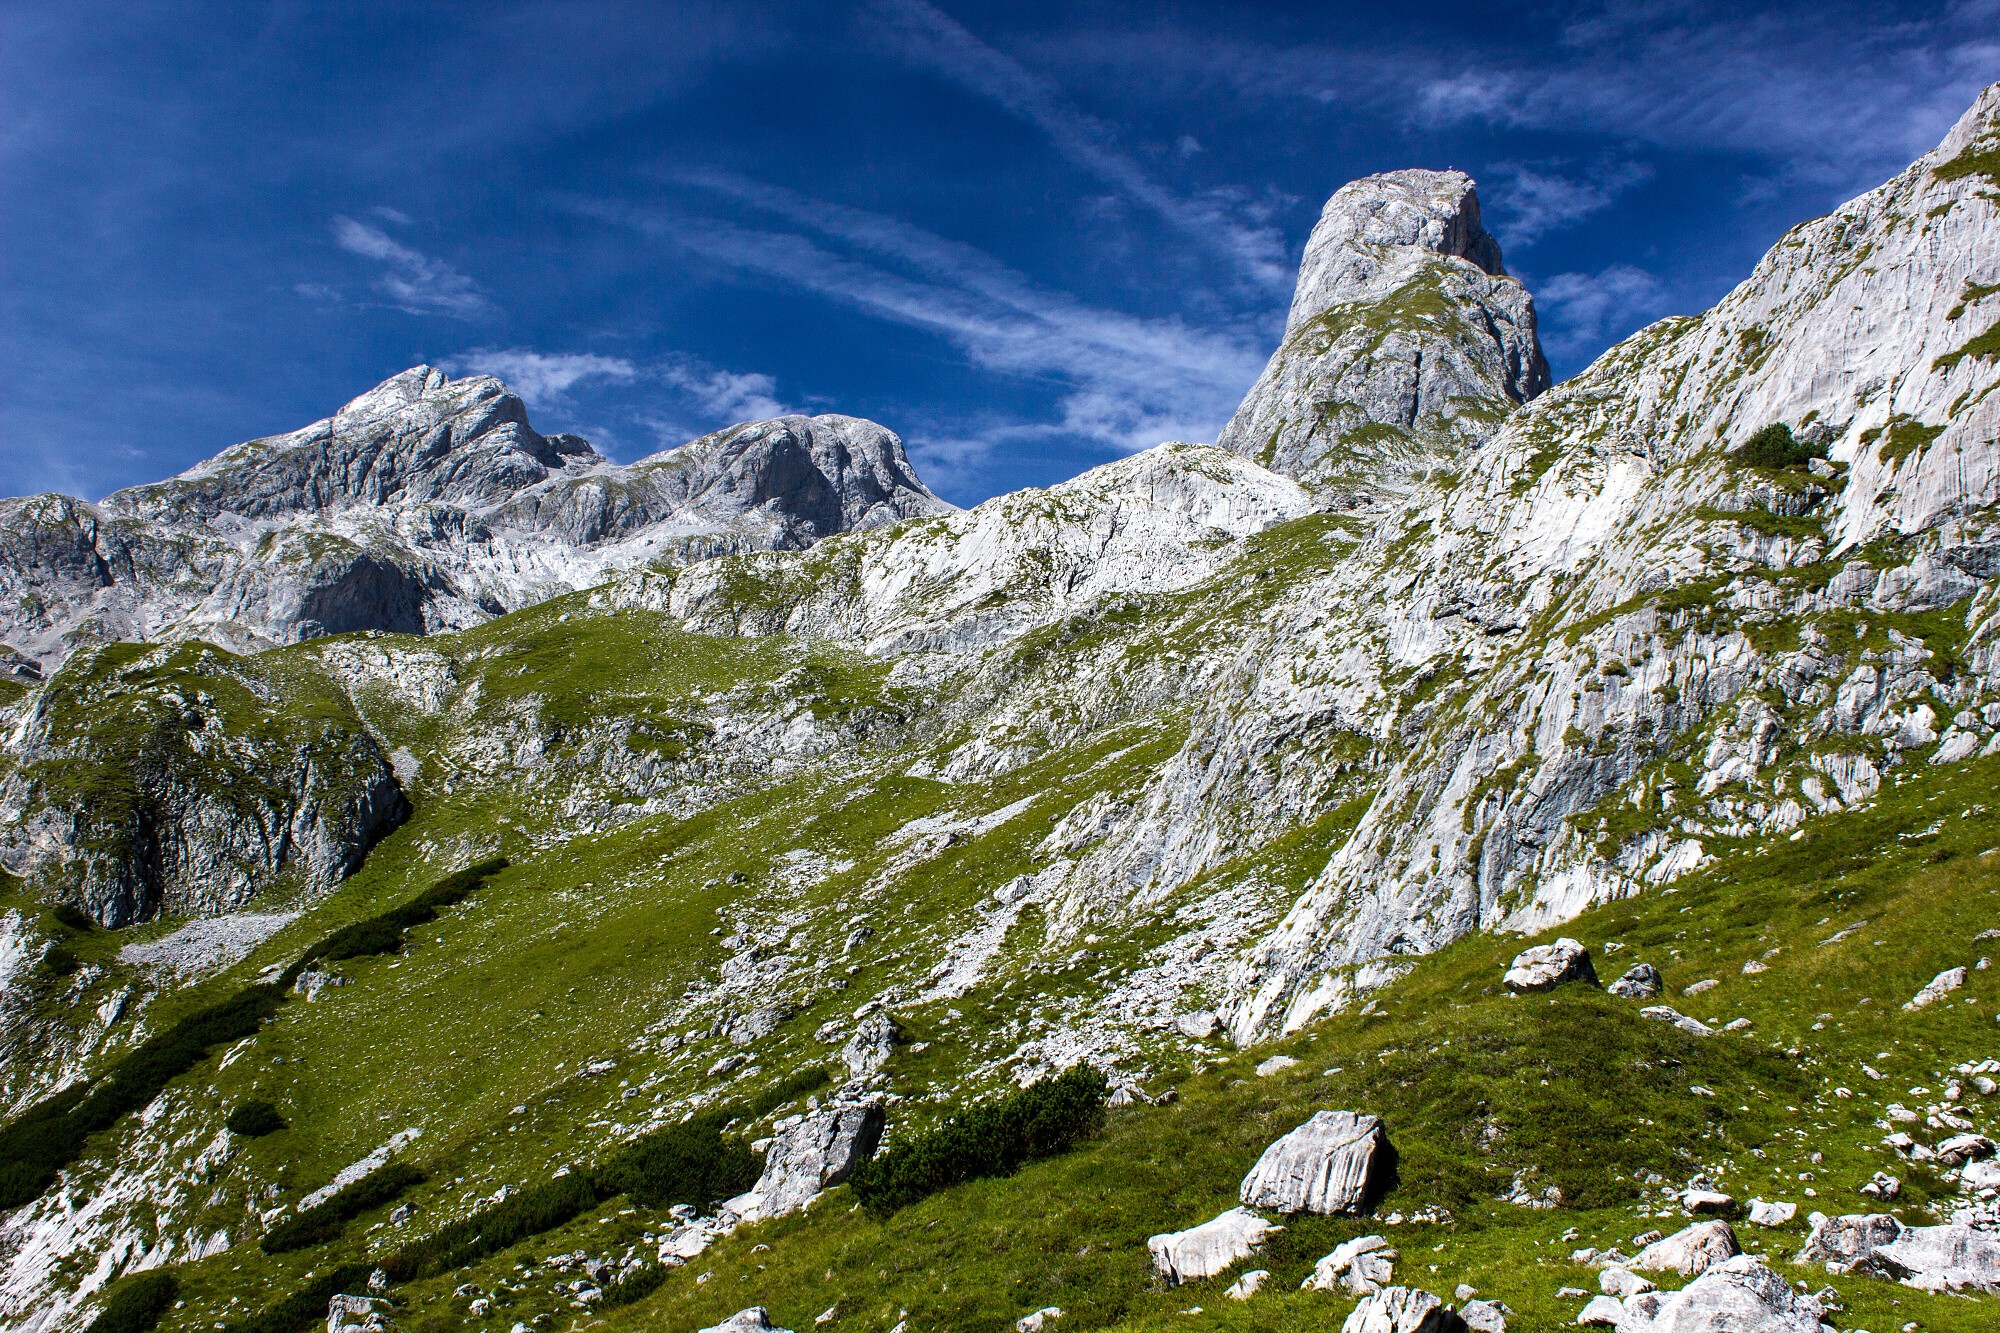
868 0 1291 292
440 348 637 409
1045 8 2000 196
1533 263 1677 364
1485 159 1655 248
658 359 788 425
331 216 493 319
579 180 1267 482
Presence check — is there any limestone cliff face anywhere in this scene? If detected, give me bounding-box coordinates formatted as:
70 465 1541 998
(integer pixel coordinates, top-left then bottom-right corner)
1216 169 1549 502
0 642 408 926
0 370 954 669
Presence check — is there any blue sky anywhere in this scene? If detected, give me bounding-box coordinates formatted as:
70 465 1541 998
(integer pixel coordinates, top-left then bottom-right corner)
3 1 1996 507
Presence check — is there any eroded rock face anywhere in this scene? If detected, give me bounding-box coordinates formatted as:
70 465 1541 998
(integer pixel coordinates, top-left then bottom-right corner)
1502 938 1597 992
1240 1110 1388 1214
1146 1207 1280 1285
1218 169 1548 499
0 641 407 925
750 1097 886 1218
0 368 953 668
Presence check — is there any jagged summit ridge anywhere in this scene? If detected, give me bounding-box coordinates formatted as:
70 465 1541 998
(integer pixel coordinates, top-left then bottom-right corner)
1216 168 1549 501
0 369 953 665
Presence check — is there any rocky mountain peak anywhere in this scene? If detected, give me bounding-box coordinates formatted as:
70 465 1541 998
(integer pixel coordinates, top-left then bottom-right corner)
1285 168 1506 335
1216 169 1547 500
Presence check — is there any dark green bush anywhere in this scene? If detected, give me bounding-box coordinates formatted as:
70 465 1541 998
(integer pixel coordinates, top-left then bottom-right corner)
592 1112 759 1209
84 1270 178 1333
222 1263 373 1333
40 944 79 977
260 1162 425 1254
284 858 508 983
1733 423 1825 470
382 1170 596 1279
50 903 96 933
600 1262 669 1308
226 1099 286 1137
849 1065 1108 1216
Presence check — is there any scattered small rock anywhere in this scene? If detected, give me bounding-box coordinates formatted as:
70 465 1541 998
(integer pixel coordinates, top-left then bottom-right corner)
1607 963 1663 999
1904 966 1967 1010
1015 1307 1062 1333
1224 1270 1269 1300
1747 1199 1797 1227
700 1310 794 1333
1255 1054 1300 1077
1639 1005 1714 1037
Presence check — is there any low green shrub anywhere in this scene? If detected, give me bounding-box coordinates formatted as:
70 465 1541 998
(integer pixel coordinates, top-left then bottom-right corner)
222 1263 373 1333
260 1162 425 1254
40 944 79 977
744 1065 831 1119
284 858 509 982
599 1262 670 1308
83 1270 178 1333
382 1170 596 1279
1733 423 1826 470
226 1099 286 1137
0 985 285 1209
592 1112 760 1209
849 1065 1108 1216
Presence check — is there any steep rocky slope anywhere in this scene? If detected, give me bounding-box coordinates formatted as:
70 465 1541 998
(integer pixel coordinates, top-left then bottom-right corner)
0 77 1995 1333
0 370 950 668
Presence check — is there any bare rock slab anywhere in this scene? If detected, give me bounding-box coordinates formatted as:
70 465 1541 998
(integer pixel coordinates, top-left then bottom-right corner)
1614 1255 1829 1331
750 1096 886 1218
1240 1110 1388 1214
1629 1219 1740 1276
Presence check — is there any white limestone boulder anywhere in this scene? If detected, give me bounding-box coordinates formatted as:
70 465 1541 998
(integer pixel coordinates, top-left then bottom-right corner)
1338 1286 1467 1333
1302 1234 1397 1294
1147 1207 1281 1285
750 1096 886 1218
1614 1256 1828 1332
1239 1110 1388 1213
1503 939 1598 992
1629 1220 1740 1276
1607 963 1663 999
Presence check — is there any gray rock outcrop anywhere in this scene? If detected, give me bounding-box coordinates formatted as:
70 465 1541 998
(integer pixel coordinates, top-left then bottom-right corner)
1502 938 1597 992
1239 1110 1387 1213
749 1096 885 1217
1218 169 1548 500
1608 963 1664 998
1337 1286 1467 1333
1612 1255 1831 1331
1798 1212 2000 1292
1302 1233 1397 1294
0 641 407 925
1146 1207 1280 1284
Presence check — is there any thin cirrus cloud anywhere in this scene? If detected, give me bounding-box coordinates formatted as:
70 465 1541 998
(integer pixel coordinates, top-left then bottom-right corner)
583 176 1269 473
867 0 1292 294
1483 159 1656 249
330 216 494 319
440 349 638 410
1530 264 1677 366
441 347 790 449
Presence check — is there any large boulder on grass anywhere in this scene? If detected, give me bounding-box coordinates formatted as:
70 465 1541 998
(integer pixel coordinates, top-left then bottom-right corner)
751 1095 886 1218
1629 1219 1740 1276
1147 1207 1281 1284
1239 1110 1388 1214
700 1311 794 1333
1614 1255 1829 1331
1502 938 1597 992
